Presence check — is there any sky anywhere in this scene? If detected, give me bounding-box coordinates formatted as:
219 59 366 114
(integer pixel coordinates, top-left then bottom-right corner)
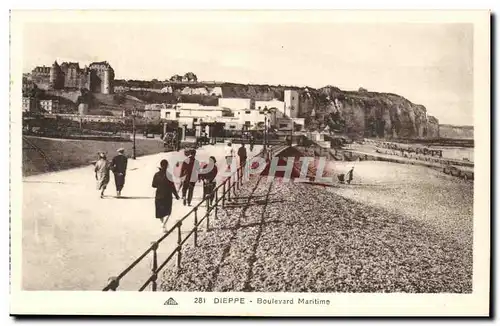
22 21 473 125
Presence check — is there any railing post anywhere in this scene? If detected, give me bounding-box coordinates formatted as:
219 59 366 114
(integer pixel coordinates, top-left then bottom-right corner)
206 192 210 213
214 189 218 219
233 172 237 196
222 181 226 207
150 241 158 291
107 276 119 291
194 207 198 247
227 177 231 201
206 197 210 231
177 222 182 271
236 167 240 190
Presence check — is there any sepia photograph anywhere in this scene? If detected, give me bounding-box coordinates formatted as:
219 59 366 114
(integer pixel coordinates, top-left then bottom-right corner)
9 10 490 316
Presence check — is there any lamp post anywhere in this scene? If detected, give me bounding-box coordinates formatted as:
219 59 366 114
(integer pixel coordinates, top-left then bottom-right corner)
263 115 267 150
131 107 138 159
262 106 276 150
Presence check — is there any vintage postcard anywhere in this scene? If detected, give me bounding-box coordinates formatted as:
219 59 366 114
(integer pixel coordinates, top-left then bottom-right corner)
10 10 490 316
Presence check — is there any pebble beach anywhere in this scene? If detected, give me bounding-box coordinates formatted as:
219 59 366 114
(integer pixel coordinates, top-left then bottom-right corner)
161 161 473 293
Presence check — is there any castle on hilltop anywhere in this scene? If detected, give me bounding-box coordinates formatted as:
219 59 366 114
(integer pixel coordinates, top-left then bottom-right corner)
30 61 115 94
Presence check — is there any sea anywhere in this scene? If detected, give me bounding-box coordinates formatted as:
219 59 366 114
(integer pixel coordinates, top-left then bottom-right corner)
431 146 474 162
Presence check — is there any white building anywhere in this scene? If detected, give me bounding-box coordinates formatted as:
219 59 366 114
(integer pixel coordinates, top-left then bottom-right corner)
209 86 223 97
284 89 300 118
255 99 285 126
276 117 305 131
39 99 59 114
159 103 225 128
143 103 164 120
160 105 178 120
255 100 285 112
160 86 174 93
180 87 209 96
219 98 254 111
22 97 38 113
233 108 266 129
176 103 224 119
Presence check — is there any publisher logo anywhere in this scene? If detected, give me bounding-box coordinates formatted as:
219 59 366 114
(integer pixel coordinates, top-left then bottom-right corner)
164 297 178 305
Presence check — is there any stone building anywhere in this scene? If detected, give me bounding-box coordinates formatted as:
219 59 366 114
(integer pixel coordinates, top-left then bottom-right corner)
39 99 59 114
22 97 38 113
31 60 115 94
88 61 115 94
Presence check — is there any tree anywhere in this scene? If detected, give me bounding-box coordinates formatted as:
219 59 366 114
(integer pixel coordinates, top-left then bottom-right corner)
183 72 197 82
170 75 183 82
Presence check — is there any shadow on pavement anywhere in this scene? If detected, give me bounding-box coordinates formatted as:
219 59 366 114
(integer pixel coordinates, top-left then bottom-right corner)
115 196 155 199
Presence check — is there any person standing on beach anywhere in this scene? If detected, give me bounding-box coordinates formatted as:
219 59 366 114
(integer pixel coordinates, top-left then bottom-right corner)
111 148 128 197
152 159 180 231
95 152 111 198
346 166 354 185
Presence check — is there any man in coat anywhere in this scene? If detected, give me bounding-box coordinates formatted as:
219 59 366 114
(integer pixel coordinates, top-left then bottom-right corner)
237 143 247 181
111 148 128 197
180 149 199 206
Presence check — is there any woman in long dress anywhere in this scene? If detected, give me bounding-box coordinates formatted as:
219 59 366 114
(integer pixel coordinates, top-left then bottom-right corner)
152 159 180 231
95 152 111 198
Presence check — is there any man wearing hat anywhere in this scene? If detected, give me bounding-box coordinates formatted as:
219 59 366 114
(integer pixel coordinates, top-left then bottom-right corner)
180 149 198 206
111 148 128 197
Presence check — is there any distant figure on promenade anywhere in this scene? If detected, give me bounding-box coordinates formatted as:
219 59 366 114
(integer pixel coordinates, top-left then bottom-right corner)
225 141 234 170
200 156 218 205
152 159 180 231
249 135 255 152
346 166 354 185
180 149 198 206
95 151 111 199
237 143 247 180
111 148 128 197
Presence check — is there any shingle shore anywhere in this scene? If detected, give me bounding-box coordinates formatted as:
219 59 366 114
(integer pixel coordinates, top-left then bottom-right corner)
161 175 472 293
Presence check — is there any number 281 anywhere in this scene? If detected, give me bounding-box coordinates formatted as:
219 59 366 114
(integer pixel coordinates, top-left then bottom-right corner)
194 297 205 304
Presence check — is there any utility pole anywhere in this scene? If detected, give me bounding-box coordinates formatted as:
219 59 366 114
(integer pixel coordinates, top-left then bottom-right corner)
263 115 267 150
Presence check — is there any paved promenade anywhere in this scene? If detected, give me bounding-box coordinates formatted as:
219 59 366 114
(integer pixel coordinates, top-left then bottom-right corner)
22 143 262 290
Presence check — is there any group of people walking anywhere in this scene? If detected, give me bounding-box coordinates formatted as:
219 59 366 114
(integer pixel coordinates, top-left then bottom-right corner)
94 148 128 199
94 139 253 232
152 149 220 231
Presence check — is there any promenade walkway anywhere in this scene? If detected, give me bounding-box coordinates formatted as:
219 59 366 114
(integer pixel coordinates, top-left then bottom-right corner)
22 143 261 290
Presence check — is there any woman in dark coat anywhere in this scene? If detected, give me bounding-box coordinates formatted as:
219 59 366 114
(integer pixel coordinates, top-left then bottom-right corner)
152 159 180 231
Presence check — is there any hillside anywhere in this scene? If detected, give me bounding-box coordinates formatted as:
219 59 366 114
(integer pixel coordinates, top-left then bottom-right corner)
35 78 440 139
90 93 145 115
113 80 439 139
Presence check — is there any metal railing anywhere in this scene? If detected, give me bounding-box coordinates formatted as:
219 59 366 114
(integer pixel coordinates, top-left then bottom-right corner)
102 144 285 291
